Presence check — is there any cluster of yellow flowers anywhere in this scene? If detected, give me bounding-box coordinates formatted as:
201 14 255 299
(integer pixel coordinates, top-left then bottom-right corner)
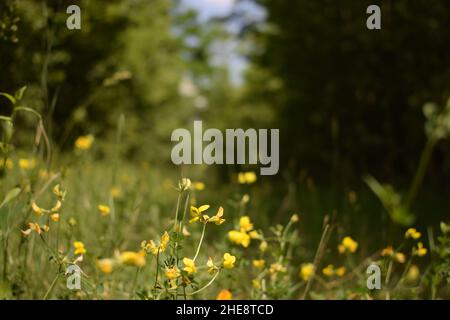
22 184 65 236
189 205 225 225
337 236 358 254
228 216 260 248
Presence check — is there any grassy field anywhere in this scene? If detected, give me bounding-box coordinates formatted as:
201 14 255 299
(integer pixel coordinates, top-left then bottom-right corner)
0 109 448 299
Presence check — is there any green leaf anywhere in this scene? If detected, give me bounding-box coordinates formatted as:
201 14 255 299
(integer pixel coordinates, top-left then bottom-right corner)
14 86 27 101
0 93 16 105
0 187 21 209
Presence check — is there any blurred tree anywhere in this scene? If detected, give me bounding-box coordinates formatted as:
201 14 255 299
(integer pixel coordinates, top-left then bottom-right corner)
243 0 450 184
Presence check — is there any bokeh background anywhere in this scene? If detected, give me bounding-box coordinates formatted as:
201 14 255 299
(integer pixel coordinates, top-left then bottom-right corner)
1 0 450 294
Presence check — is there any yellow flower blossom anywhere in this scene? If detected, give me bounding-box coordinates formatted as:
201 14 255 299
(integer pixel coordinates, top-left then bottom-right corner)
322 264 334 277
208 206 226 225
300 263 315 281
98 204 111 216
336 266 346 277
216 289 232 300
405 228 421 240
395 252 406 264
338 236 358 254
252 259 265 269
31 201 45 216
193 182 205 190
141 231 170 255
51 200 62 213
75 134 94 150
96 258 114 274
239 216 253 232
207 257 218 275
381 246 394 257
118 251 146 267
413 242 427 257
53 184 66 200
183 257 197 274
228 230 250 248
249 230 260 239
189 204 210 224
269 263 287 275
19 158 36 170
73 241 86 255
50 213 60 222
165 266 180 280
223 253 236 269
238 171 257 184
21 222 43 236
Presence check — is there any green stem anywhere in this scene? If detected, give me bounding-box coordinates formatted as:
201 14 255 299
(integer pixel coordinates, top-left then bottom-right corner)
43 272 60 300
193 223 206 262
187 270 220 296
406 138 437 209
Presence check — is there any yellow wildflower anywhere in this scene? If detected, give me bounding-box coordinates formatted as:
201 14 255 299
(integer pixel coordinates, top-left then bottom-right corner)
405 228 421 240
183 257 197 275
189 204 210 224
98 204 111 216
165 266 180 280
239 216 253 232
249 230 260 239
96 259 114 274
252 259 265 269
413 242 427 257
73 241 86 255
21 222 42 236
228 230 251 248
141 231 170 255
208 206 225 225
207 257 218 275
322 264 334 277
118 251 146 267
338 236 358 254
31 201 45 216
19 158 36 170
50 213 60 222
381 246 394 257
193 182 205 190
53 184 66 200
336 266 346 277
75 134 94 150
300 263 315 281
223 253 236 269
269 263 287 274
216 289 232 300
238 171 257 184
51 200 62 213
395 252 406 264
